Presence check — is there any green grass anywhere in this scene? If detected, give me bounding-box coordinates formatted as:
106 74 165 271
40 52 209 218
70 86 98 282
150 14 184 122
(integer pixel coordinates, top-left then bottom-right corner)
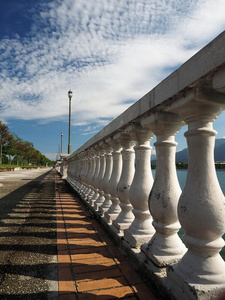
0 164 45 169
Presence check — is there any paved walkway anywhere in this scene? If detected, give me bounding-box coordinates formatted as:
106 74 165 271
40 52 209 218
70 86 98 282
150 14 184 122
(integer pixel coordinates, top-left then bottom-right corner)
55 173 157 300
0 169 157 299
0 168 57 299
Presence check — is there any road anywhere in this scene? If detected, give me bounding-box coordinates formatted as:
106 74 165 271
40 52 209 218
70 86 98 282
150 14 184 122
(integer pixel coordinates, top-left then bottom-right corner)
0 168 58 299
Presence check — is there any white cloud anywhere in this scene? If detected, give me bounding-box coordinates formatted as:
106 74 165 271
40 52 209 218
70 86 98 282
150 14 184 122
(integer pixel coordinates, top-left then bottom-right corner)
0 0 225 134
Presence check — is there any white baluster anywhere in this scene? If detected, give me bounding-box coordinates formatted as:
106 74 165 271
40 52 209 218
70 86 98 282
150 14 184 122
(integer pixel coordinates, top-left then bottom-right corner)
68 159 77 190
141 112 186 267
168 95 225 298
103 133 123 223
86 148 97 202
93 142 106 211
72 159 79 191
112 133 135 235
76 159 82 192
81 156 90 200
90 145 101 207
95 139 113 211
76 159 83 195
124 123 155 248
61 161 68 179
79 155 88 198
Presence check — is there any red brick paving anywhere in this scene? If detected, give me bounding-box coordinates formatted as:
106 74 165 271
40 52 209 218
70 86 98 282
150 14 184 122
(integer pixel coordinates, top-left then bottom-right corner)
56 174 157 300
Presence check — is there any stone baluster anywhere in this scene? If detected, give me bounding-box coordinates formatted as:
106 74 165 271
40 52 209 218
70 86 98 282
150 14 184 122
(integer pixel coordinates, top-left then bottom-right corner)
79 155 89 198
85 148 97 202
61 160 68 179
84 154 94 201
80 156 89 199
78 158 83 194
100 137 117 216
167 93 225 298
82 150 91 199
76 158 81 194
73 159 80 191
124 123 155 248
112 133 135 234
67 159 77 189
141 112 186 267
70 158 77 190
103 133 123 223
95 139 113 211
90 145 101 206
75 158 82 195
67 160 73 180
82 152 91 199
92 143 106 209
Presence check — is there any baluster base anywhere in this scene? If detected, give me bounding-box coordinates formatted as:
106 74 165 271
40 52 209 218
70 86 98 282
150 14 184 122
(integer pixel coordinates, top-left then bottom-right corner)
104 211 118 224
104 197 121 224
99 206 110 217
124 229 153 249
112 220 131 235
141 232 187 267
94 193 105 211
167 252 225 300
112 204 134 235
89 191 99 207
123 211 155 248
87 190 95 203
99 194 111 216
110 223 124 237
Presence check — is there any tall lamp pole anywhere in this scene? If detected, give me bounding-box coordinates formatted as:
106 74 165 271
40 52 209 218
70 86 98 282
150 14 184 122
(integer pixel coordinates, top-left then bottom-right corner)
61 132 63 154
68 90 73 154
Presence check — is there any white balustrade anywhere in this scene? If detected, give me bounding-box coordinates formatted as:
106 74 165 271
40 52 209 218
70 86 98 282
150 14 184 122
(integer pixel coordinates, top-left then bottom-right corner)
58 32 225 300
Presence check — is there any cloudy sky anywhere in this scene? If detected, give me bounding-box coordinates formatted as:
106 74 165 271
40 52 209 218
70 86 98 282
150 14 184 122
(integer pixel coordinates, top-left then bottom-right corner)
0 0 225 160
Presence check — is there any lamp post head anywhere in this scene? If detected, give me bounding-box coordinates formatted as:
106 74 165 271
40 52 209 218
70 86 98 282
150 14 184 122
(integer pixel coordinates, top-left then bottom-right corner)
68 90 73 99
61 132 63 136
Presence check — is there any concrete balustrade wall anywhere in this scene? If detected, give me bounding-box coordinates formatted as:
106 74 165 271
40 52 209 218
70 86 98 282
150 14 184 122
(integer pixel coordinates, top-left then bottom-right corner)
59 31 225 300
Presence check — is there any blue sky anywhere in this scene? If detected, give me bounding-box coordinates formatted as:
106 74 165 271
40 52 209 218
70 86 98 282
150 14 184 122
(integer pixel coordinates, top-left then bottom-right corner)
0 0 225 160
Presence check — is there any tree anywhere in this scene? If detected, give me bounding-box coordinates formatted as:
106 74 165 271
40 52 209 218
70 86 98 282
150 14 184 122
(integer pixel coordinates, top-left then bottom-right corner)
0 120 55 167
0 121 9 164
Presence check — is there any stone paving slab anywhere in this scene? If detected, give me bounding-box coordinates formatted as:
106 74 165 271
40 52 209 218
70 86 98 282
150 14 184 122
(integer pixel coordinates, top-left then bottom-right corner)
55 174 157 300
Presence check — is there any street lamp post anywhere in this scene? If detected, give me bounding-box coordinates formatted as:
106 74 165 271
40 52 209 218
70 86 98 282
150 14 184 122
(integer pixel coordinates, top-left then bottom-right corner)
61 132 63 153
68 90 73 154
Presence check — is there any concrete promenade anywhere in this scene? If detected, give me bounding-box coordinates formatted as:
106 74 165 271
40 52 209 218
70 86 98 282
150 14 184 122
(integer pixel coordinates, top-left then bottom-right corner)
0 168 157 299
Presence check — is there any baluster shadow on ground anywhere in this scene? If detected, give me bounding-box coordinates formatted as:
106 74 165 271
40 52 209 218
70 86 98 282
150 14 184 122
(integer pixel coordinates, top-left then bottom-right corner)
0 170 58 299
